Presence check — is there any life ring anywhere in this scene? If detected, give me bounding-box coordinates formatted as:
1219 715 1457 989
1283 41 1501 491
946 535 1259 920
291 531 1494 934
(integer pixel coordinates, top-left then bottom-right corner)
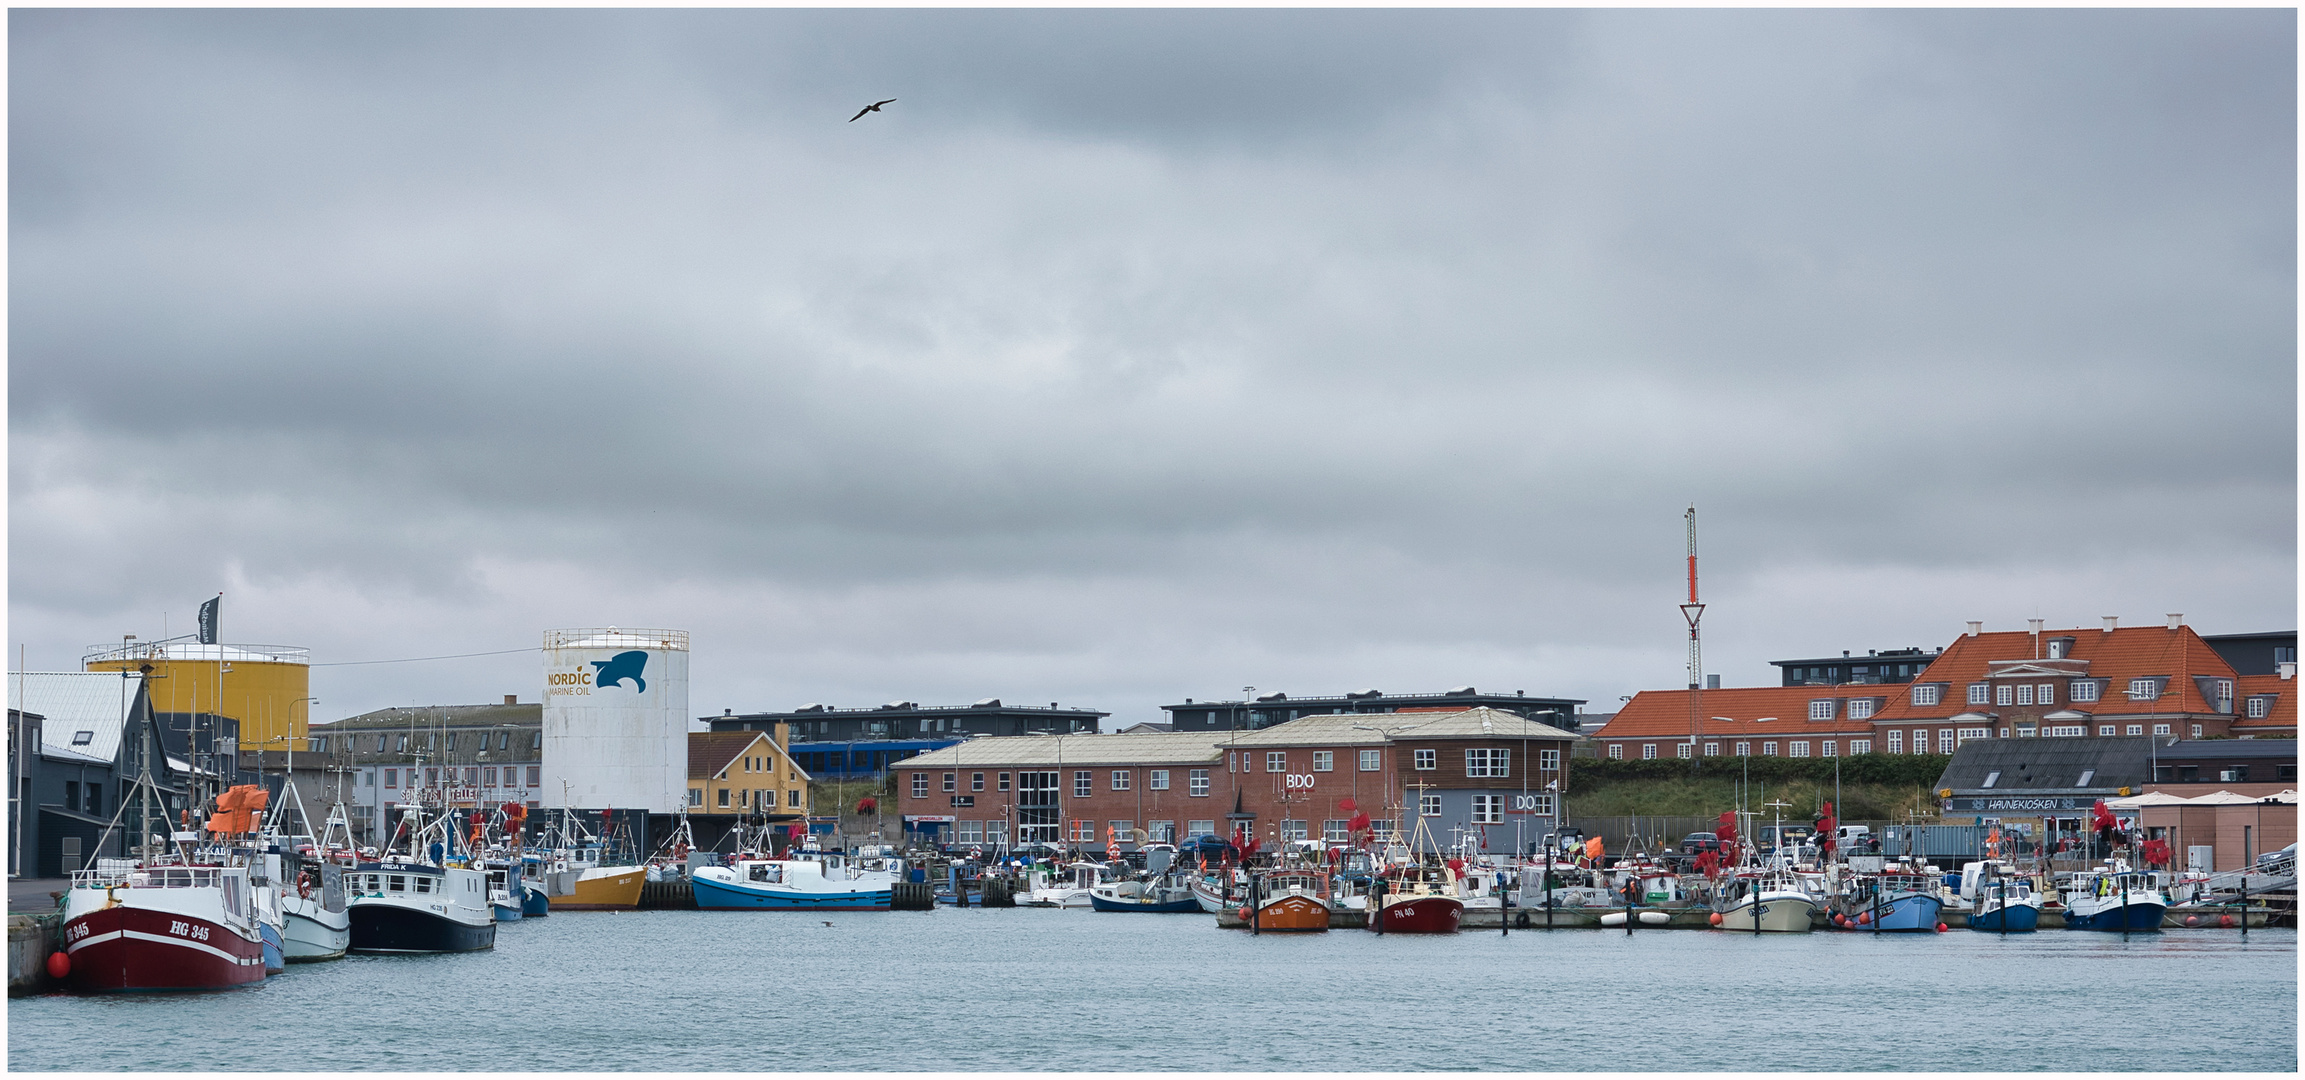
298 877 313 900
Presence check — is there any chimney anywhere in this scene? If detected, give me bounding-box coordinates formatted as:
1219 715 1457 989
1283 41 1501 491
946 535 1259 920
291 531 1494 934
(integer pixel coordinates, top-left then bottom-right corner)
1966 621 1982 638
503 694 516 705
774 721 790 749
2167 613 2183 630
2280 662 2297 681
2103 616 2118 633
2028 619 2043 658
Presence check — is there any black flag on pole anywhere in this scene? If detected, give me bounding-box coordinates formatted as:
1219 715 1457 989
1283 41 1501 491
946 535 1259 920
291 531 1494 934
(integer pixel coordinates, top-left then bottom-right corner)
197 596 220 645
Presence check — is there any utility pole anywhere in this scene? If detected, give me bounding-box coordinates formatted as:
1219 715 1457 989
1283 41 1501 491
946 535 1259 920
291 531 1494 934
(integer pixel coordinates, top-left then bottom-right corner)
1681 506 1706 771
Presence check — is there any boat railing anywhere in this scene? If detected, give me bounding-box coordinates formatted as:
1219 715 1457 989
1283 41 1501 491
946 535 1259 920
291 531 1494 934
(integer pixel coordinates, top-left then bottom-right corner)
73 865 226 890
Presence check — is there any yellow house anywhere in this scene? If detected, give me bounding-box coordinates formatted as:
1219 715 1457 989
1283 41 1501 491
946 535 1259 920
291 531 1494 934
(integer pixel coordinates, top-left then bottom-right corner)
687 725 810 820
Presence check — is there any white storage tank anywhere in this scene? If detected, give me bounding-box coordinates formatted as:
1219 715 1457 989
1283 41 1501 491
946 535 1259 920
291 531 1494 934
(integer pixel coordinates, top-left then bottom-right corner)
541 627 689 813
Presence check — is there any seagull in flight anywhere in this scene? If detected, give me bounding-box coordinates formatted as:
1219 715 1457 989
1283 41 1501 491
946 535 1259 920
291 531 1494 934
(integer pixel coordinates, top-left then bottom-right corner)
849 99 896 122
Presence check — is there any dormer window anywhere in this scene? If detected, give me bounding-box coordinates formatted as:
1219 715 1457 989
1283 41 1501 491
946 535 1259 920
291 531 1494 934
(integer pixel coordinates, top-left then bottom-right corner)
2246 696 2272 719
1848 699 1875 720
1910 684 1941 707
1968 684 1990 705
2046 637 2072 659
1808 700 1836 721
2071 680 2101 703
2127 678 2162 702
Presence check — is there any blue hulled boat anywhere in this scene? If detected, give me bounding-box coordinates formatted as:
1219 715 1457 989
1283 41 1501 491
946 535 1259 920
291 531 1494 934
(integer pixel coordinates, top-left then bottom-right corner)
1837 870 1944 932
2060 861 2166 932
690 850 901 910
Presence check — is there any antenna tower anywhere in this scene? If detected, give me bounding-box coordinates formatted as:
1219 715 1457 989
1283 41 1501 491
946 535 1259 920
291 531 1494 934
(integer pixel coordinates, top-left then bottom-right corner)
1681 506 1705 760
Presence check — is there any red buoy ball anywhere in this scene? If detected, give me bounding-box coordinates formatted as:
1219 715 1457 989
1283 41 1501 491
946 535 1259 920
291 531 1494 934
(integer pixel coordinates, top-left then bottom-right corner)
2184 915 2200 927
1708 912 1723 926
2220 914 2236 928
46 951 69 979
1857 912 1870 924
1935 923 1948 933
1238 907 1251 921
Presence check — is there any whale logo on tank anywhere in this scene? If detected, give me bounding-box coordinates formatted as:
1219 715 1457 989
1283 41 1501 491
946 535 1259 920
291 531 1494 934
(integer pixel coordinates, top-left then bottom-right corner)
590 650 650 693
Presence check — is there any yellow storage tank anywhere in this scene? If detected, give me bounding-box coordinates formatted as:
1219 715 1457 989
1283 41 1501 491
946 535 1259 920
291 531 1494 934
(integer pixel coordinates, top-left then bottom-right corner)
85 641 313 751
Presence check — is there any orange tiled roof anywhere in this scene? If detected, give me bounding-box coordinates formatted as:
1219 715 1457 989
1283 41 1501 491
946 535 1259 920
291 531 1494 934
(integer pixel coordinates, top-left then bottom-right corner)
2232 674 2298 732
688 730 766 779
1873 624 2238 721
1593 686 1882 742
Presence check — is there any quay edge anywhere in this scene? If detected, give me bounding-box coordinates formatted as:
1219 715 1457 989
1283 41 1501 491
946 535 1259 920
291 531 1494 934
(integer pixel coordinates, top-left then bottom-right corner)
9 912 62 996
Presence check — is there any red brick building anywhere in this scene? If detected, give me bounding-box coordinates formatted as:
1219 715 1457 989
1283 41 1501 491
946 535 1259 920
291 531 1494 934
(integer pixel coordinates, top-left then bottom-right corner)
1871 617 2290 748
894 732 1230 850
895 707 1583 856
1591 685 1880 761
1594 616 2297 758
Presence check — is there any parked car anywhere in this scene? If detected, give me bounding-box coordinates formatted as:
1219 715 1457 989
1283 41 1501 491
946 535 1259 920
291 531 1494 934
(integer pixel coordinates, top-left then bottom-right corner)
1680 831 1727 856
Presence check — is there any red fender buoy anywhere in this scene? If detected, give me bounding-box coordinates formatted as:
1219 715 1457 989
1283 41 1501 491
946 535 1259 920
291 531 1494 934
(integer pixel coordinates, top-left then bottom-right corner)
1237 907 1251 921
1708 912 1723 926
2184 915 2200 927
1935 923 1948 933
2220 914 2236 928
1857 912 1870 924
46 951 69 979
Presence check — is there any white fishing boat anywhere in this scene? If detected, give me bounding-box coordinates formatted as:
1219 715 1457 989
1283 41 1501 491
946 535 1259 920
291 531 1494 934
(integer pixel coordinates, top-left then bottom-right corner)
1025 861 1113 908
691 849 902 910
270 789 351 962
1713 869 1816 933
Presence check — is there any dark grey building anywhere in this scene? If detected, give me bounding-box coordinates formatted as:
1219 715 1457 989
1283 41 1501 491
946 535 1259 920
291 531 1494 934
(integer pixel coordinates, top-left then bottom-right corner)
1934 736 2155 817
8 672 242 878
1771 647 1943 687
2151 739 2298 786
708 700 1107 779
307 700 545 846
2201 632 2299 677
1160 688 1585 733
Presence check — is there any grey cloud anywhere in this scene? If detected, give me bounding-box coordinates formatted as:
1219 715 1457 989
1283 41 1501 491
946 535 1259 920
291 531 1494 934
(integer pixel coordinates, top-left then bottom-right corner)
10 9 2292 720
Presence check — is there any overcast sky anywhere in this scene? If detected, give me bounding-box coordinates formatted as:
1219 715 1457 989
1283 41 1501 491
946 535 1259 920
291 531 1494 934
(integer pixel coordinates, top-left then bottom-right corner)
11 9 2296 729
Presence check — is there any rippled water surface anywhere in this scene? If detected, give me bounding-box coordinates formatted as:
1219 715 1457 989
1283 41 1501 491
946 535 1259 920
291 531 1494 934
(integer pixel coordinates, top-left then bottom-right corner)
9 908 2295 1071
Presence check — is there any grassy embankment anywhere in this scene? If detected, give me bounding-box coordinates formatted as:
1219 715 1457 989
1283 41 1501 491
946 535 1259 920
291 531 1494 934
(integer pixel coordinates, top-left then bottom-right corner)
1566 754 1953 821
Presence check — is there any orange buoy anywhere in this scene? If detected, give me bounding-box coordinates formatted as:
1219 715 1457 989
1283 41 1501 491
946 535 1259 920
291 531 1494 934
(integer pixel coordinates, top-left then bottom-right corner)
1708 912 1723 926
2184 915 2200 927
1237 906 1251 921
46 951 69 979
1935 923 1948 932
2220 914 2237 928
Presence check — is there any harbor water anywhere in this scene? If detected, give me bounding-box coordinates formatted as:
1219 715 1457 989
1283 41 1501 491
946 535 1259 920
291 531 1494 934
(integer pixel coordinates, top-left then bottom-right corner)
8 908 2295 1072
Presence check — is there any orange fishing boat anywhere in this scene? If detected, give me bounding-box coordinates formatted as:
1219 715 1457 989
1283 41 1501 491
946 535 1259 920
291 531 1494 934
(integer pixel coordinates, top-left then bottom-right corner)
549 865 646 910
1252 868 1333 932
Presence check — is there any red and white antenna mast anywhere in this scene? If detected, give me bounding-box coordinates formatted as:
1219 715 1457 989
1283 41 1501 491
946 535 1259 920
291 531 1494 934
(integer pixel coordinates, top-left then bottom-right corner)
1681 506 1705 755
